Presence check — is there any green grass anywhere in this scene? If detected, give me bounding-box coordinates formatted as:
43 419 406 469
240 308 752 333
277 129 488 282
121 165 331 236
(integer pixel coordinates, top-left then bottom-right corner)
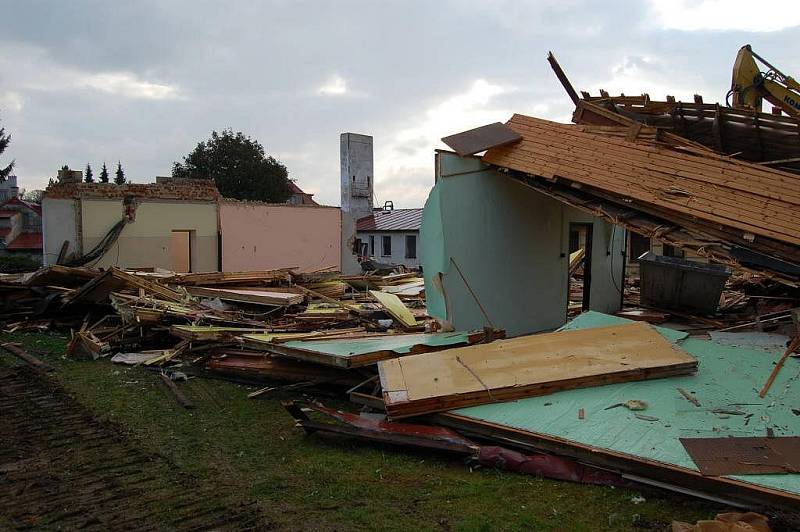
3 331 720 531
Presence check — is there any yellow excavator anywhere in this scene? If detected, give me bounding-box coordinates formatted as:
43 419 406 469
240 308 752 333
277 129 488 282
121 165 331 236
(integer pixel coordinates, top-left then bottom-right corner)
729 44 800 117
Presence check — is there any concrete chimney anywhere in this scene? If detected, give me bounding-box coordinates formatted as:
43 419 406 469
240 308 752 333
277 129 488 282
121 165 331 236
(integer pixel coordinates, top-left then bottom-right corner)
340 133 374 274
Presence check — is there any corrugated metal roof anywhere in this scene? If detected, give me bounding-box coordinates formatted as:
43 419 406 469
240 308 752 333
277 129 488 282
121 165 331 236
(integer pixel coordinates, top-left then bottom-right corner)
482 114 800 247
356 209 423 232
6 232 42 250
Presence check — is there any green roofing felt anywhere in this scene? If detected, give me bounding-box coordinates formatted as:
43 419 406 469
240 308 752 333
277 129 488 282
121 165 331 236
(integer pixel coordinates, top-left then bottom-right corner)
281 332 475 358
453 311 800 497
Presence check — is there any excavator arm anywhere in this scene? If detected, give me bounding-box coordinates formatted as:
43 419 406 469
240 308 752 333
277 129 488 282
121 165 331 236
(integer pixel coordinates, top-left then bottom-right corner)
729 44 800 117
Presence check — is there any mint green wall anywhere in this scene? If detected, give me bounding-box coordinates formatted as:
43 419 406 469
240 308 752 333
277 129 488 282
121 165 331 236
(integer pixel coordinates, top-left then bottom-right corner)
420 152 624 337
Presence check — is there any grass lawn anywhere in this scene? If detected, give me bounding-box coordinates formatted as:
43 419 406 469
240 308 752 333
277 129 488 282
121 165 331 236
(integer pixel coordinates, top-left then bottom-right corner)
2 331 721 531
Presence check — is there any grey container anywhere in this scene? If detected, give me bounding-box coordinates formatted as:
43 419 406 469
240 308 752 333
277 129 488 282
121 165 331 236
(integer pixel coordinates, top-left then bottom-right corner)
638 252 730 313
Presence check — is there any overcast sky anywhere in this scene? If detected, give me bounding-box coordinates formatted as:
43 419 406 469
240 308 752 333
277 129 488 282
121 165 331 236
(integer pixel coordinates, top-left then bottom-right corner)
1 0 798 207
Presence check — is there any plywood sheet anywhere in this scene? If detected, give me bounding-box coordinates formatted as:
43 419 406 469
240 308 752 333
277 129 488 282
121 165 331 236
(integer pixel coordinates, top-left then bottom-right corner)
441 122 522 156
379 321 696 418
369 290 417 327
680 437 800 476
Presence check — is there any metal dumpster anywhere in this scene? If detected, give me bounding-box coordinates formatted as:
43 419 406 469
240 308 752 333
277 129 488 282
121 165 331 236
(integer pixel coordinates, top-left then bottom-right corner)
638 252 730 313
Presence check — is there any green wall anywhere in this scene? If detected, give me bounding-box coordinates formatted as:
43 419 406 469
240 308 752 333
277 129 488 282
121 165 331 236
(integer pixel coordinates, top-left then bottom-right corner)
420 152 625 336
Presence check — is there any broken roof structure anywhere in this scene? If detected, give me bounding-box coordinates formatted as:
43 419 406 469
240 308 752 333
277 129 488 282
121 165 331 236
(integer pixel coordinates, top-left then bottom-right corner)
439 61 800 287
576 92 800 175
478 113 800 283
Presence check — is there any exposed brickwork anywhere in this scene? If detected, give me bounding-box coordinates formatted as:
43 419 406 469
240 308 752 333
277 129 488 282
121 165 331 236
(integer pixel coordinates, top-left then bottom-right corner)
44 180 220 201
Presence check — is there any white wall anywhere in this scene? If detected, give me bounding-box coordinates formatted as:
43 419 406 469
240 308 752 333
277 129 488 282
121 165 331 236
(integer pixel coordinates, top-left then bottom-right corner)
357 231 420 268
42 197 77 265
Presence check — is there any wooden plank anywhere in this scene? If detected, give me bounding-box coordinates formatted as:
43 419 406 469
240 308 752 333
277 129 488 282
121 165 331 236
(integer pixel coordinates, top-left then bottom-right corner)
186 286 303 306
379 322 697 419
482 115 800 244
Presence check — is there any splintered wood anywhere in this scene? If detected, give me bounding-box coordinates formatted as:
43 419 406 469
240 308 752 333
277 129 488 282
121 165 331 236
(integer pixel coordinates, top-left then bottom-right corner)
378 322 697 418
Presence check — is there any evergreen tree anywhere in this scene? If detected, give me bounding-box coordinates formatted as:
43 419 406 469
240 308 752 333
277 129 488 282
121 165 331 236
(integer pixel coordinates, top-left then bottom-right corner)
84 163 94 183
99 162 109 183
114 161 125 184
0 121 14 182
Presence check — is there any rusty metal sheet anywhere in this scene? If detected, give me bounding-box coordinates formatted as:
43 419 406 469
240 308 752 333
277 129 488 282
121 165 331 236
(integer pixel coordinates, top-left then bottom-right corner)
680 437 800 476
441 122 522 156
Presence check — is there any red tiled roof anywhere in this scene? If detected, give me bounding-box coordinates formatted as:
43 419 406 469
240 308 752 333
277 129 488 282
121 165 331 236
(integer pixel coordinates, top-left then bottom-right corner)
0 227 10 237
288 181 318 205
0 197 41 215
6 232 43 250
0 210 19 217
356 209 423 232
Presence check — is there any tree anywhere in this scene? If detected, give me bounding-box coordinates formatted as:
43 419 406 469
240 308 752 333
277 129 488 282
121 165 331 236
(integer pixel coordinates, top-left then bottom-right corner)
0 120 14 182
172 129 292 202
84 163 94 183
99 162 109 183
114 161 125 184
22 189 44 203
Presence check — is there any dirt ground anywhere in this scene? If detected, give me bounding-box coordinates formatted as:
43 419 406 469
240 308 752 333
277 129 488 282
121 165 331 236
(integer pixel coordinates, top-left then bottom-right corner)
0 364 264 530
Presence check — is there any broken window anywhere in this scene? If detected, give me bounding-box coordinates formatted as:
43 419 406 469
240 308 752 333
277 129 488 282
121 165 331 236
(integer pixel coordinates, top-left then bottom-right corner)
630 233 650 262
369 235 375 256
405 235 417 259
663 244 684 259
382 235 391 257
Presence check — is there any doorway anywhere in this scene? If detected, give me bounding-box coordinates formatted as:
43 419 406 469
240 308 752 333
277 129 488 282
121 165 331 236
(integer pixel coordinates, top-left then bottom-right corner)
171 230 192 273
568 223 594 314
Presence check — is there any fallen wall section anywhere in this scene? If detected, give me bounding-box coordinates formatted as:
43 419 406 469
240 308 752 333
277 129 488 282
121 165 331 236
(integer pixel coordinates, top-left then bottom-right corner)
420 152 624 336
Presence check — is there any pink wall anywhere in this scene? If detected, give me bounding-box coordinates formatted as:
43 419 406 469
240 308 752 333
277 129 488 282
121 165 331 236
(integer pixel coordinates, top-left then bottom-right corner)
220 201 341 272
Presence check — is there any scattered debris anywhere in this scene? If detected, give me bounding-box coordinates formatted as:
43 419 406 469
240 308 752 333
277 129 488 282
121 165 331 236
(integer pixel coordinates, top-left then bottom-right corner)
672 512 771 532
678 387 702 407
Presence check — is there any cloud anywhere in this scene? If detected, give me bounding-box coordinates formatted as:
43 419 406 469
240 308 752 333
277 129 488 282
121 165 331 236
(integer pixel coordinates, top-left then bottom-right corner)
374 79 518 207
0 44 180 101
0 1 795 205
648 0 800 32
318 75 349 96
0 92 24 113
589 55 711 102
81 72 180 100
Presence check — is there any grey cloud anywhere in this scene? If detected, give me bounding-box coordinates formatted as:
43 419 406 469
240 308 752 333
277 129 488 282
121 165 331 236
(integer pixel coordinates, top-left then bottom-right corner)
0 1 797 206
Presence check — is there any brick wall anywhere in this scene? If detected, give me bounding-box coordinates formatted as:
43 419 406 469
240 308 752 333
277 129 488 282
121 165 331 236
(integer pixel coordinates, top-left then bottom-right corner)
44 180 220 201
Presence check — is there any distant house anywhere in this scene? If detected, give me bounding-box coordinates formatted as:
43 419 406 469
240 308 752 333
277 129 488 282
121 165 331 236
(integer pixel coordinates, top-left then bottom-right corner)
356 206 423 269
0 194 43 262
287 181 318 206
0 175 20 201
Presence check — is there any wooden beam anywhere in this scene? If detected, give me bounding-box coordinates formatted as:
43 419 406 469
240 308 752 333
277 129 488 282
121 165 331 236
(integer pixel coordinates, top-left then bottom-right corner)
546 51 579 105
713 103 726 152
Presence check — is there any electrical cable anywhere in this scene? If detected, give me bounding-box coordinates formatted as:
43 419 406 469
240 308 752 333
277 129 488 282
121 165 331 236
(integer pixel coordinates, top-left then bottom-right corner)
64 217 128 267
